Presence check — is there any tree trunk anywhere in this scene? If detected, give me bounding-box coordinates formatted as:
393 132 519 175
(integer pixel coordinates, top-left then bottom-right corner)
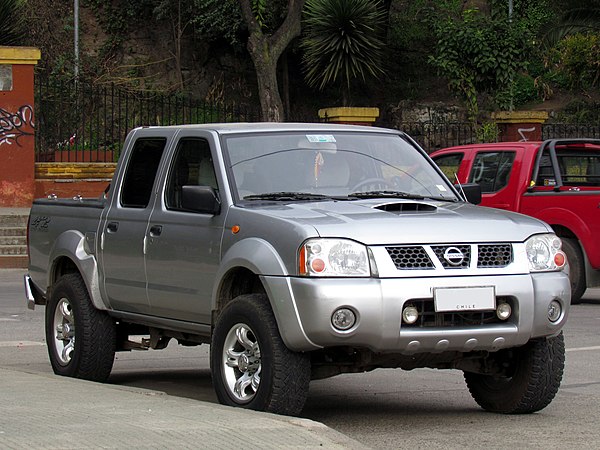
247 35 284 122
239 0 305 122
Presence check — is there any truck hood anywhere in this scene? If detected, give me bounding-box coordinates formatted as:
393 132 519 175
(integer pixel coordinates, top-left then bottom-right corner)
245 199 551 245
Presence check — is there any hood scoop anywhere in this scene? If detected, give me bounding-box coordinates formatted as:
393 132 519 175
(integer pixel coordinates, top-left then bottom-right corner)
374 202 437 214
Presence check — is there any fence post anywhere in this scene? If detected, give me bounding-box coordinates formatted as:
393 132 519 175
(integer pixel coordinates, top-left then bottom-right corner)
0 47 41 207
492 111 549 142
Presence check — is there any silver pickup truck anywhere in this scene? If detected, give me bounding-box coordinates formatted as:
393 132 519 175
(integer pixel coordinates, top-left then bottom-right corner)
26 123 570 416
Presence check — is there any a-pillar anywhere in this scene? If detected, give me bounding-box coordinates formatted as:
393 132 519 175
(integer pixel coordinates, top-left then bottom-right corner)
492 111 549 142
0 47 41 207
318 107 380 126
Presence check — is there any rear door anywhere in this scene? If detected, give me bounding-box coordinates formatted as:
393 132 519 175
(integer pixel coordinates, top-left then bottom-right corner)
100 134 170 314
144 131 225 324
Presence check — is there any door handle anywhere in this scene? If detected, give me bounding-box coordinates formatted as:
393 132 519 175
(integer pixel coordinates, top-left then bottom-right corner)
149 225 163 237
106 222 119 233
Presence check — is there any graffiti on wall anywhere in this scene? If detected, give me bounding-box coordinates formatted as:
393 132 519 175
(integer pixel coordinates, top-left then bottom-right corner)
0 105 35 147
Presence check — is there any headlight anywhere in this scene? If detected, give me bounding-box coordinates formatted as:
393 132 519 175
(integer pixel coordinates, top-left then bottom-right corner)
525 234 566 272
299 238 373 277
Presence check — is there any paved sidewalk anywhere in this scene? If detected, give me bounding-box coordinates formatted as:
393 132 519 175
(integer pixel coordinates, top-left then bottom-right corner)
0 367 366 449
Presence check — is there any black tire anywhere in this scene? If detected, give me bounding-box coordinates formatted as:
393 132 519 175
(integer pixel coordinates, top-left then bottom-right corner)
562 238 586 304
45 273 116 382
210 293 311 415
464 332 565 414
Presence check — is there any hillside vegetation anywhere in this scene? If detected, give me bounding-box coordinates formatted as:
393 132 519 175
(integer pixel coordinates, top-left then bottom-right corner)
14 0 600 123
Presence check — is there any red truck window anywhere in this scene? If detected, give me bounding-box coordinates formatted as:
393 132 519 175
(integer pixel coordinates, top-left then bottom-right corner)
557 150 600 186
433 153 463 180
469 152 515 193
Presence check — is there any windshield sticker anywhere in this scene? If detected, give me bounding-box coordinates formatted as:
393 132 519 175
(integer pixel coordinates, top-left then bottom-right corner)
306 134 336 143
436 185 448 192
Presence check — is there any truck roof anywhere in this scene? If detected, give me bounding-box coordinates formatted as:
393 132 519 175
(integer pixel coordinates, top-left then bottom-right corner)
132 122 401 135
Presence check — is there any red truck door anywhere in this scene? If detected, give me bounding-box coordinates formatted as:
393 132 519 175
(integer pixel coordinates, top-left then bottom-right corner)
432 146 525 210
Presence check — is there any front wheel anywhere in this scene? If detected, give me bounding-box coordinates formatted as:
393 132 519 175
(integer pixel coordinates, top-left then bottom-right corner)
210 294 310 415
45 273 116 381
464 332 565 414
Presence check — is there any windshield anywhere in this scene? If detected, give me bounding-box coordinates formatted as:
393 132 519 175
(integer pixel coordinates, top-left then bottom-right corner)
223 131 458 202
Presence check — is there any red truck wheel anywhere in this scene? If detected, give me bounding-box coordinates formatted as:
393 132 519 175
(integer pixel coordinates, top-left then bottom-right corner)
562 238 586 304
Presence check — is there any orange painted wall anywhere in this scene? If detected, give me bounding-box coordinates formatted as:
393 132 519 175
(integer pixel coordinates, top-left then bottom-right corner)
0 48 40 207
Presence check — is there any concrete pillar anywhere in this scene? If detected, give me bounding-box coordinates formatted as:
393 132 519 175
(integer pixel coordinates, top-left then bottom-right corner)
318 107 379 126
492 111 549 142
0 47 41 207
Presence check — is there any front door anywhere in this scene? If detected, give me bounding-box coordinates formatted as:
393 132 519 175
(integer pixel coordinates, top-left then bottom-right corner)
145 134 224 324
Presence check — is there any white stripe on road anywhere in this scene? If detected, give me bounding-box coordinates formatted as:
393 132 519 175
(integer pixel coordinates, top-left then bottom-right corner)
567 346 600 352
0 341 45 347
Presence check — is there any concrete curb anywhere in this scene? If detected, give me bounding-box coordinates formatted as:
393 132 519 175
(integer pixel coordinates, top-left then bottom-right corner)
0 367 368 449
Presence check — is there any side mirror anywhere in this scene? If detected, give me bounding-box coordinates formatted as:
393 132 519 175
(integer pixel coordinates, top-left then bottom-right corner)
459 183 482 205
181 185 221 214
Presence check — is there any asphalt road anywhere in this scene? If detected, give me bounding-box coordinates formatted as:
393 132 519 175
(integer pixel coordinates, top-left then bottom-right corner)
2 269 600 449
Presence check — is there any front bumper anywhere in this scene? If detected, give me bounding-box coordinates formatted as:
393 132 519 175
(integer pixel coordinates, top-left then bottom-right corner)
263 271 570 353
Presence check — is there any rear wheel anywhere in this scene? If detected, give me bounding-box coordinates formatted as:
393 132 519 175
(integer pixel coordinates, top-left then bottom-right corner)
45 273 116 381
464 333 565 414
211 294 310 415
562 238 586 304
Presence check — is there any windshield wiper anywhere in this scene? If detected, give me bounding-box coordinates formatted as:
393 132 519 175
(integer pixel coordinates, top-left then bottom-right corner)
349 190 425 199
349 190 458 202
243 192 334 201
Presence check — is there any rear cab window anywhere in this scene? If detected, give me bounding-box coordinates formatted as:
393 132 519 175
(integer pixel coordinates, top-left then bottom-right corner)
120 138 167 208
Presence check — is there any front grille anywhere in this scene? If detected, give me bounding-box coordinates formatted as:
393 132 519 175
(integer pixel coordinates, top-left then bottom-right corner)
385 243 513 270
477 244 513 268
402 297 514 328
386 246 434 270
432 245 471 268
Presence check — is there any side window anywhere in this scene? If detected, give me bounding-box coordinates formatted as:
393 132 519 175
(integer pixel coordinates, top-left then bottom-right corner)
557 150 600 186
469 151 515 193
432 153 464 180
166 138 218 210
121 138 167 208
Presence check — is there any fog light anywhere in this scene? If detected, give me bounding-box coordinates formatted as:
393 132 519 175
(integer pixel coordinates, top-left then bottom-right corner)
402 306 419 324
331 308 356 331
548 300 562 322
496 302 512 320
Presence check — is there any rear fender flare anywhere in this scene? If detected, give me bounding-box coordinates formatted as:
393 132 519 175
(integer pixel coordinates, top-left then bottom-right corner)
49 230 108 311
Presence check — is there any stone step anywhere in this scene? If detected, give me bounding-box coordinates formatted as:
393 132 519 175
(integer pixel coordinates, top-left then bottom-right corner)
0 227 27 237
0 214 29 228
0 245 28 256
0 236 26 246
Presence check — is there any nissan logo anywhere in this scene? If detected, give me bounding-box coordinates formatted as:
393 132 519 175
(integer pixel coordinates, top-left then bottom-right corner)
444 247 465 266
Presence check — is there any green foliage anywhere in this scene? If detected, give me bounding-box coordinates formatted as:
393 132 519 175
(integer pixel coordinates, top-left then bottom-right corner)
301 0 387 96
192 0 245 47
548 32 600 90
427 7 530 121
0 0 26 45
475 121 499 143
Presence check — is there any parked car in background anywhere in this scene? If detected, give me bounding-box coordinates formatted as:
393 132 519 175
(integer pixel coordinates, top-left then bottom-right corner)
431 139 600 303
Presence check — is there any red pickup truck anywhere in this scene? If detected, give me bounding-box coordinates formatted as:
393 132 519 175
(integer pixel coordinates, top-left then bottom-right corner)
431 139 600 303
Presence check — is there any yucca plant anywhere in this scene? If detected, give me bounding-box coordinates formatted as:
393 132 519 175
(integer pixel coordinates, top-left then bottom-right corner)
301 0 386 103
0 0 26 45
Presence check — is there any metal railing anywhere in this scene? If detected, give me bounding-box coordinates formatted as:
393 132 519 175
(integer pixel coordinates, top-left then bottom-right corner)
34 77 260 162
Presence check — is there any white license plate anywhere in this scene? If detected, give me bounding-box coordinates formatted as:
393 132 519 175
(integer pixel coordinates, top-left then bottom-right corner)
434 286 496 312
